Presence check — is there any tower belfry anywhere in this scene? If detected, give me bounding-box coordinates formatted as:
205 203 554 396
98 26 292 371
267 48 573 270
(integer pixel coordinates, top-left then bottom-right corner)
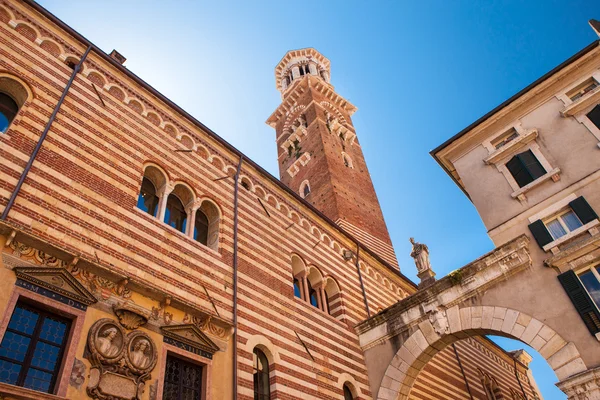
267 48 399 268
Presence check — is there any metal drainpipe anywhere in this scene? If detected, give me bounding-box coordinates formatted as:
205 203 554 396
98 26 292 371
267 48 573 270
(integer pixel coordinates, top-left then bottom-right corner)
232 155 243 400
354 242 371 318
513 358 529 399
1 45 93 220
452 343 474 400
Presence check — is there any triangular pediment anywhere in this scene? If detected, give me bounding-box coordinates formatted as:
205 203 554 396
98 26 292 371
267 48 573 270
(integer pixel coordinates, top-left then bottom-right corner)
14 267 97 305
161 324 220 355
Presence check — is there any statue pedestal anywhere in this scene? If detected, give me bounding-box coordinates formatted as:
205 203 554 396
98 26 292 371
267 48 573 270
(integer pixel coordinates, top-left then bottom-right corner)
418 269 436 289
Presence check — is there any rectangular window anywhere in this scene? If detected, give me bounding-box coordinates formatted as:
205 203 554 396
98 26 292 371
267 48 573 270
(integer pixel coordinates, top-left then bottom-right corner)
567 78 598 102
0 302 71 394
579 266 600 309
491 129 519 150
588 104 600 130
544 209 583 240
506 150 546 188
163 355 203 400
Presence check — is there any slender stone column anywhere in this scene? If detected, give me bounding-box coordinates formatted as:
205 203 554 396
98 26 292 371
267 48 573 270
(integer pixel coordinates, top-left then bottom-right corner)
302 276 309 302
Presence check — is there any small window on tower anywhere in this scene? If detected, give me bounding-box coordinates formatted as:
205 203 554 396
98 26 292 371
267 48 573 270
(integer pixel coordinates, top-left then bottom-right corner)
300 180 310 198
342 153 354 169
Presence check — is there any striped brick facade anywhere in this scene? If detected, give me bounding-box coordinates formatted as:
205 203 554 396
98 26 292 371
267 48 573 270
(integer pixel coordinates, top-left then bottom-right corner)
0 1 539 399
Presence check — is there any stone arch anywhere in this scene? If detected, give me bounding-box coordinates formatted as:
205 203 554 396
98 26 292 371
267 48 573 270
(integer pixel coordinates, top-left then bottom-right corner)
324 276 343 319
196 144 210 159
0 4 15 23
107 84 126 102
0 72 34 106
224 165 237 177
300 218 310 230
13 21 39 42
142 163 169 191
333 242 342 254
86 70 106 88
254 186 267 199
38 38 63 57
319 101 348 126
321 234 332 247
209 155 224 171
244 334 281 365
377 306 586 400
310 225 321 239
290 211 300 224
171 182 196 208
163 122 178 139
278 203 289 217
180 134 195 149
265 193 278 208
337 373 360 399
198 198 221 251
62 54 83 71
127 98 144 114
282 105 306 133
299 179 310 198
146 111 161 127
291 254 307 277
239 175 254 192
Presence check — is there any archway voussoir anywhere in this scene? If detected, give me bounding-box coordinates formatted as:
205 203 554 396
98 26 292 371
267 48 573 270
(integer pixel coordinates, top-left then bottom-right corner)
378 387 398 400
521 318 544 344
501 309 519 334
381 375 401 392
510 323 526 339
481 306 494 329
397 346 416 366
460 307 472 330
540 335 567 359
385 366 405 383
555 358 587 381
418 320 441 345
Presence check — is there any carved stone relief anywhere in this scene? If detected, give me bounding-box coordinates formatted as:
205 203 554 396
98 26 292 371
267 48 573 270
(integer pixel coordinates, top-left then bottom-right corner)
87 319 157 400
113 302 150 330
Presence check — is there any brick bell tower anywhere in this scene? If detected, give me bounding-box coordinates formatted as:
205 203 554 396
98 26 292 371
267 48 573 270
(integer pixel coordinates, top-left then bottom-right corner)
267 48 399 268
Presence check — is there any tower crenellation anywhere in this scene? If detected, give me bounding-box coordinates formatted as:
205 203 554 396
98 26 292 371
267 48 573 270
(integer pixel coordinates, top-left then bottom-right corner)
267 48 399 268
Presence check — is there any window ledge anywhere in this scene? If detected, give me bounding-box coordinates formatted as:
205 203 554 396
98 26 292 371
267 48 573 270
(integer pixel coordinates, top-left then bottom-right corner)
132 207 221 257
510 168 561 201
561 87 600 117
543 219 600 253
483 129 538 165
0 382 67 400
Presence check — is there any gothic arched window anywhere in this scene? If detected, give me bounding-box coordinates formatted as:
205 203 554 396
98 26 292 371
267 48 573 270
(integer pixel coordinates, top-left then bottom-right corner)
307 279 319 308
137 177 160 217
293 277 302 299
0 93 18 133
253 348 270 400
343 384 354 400
164 194 187 233
194 209 209 245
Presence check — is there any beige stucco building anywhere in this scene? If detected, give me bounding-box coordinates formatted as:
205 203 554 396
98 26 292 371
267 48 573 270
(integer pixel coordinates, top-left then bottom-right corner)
355 19 600 400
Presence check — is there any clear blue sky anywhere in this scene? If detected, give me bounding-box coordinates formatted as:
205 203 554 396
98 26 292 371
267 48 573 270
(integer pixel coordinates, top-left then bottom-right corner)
37 0 599 398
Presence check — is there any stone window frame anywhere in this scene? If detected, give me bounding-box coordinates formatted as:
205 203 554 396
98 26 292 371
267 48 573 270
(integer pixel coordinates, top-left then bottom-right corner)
573 263 600 320
0 286 86 398
482 122 560 202
528 193 599 253
0 72 34 135
136 163 222 253
299 180 310 199
557 71 600 147
155 342 212 400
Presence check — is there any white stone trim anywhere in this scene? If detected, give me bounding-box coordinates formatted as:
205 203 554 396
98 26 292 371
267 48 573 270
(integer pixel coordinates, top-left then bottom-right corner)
483 128 538 165
510 167 561 201
543 219 600 253
528 194 578 223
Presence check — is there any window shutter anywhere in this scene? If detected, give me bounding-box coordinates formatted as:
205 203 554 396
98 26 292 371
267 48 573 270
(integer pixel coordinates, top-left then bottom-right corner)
587 104 600 130
558 270 600 335
506 155 531 188
569 196 599 225
528 219 553 248
518 150 546 181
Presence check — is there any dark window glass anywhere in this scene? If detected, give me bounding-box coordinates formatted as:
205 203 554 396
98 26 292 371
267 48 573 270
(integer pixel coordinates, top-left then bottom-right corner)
137 178 159 217
303 184 310 198
293 278 302 299
0 302 70 394
194 210 209 245
506 150 546 188
253 348 270 400
588 104 600 130
164 194 187 233
344 384 354 400
579 267 600 309
0 93 18 134
306 280 319 308
163 355 202 400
